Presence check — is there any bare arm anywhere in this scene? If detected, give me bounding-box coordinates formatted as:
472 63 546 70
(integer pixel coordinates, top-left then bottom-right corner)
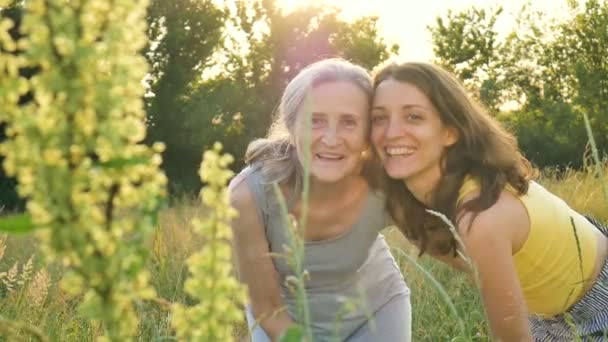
458 191 532 341
229 177 295 340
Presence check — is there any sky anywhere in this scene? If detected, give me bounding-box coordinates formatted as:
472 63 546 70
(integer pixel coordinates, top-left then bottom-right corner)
277 0 582 62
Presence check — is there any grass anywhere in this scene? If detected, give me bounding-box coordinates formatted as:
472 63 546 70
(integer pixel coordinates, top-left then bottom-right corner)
539 163 608 220
0 164 607 341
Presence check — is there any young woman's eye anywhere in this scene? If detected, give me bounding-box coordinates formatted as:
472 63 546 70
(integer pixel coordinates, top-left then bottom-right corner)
371 115 387 125
407 113 423 121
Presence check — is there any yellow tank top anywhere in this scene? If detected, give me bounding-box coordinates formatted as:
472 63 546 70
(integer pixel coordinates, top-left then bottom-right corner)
458 177 599 316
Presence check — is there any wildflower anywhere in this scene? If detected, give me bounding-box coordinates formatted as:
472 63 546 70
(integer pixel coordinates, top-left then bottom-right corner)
0 0 167 340
172 144 245 341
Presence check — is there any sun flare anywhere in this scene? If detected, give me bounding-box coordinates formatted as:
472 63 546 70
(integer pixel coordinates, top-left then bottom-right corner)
276 0 585 62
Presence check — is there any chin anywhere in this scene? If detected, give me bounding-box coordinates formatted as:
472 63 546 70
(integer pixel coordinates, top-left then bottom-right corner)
311 165 360 183
386 173 409 181
310 161 359 182
311 172 346 183
384 165 412 180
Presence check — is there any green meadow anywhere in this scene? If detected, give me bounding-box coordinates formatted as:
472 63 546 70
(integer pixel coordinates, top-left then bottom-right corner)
1 164 606 341
1 0 607 341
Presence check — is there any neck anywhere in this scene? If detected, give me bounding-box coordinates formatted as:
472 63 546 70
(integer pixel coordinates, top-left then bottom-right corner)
404 167 442 207
307 175 364 203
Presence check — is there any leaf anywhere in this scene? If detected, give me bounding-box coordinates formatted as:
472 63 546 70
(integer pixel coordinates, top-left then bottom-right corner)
0 213 36 234
278 325 305 342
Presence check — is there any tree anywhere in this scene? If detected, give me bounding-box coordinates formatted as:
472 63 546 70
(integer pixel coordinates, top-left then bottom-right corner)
495 4 549 109
165 0 399 192
429 6 503 111
558 0 608 152
144 0 227 193
501 0 608 165
429 2 608 168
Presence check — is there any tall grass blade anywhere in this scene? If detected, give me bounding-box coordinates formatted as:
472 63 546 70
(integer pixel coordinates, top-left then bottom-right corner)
582 112 608 210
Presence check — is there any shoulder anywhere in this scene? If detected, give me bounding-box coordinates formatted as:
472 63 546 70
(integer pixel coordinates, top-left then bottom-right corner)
366 187 395 230
229 166 257 210
457 175 481 206
229 168 268 236
229 162 265 192
458 190 529 251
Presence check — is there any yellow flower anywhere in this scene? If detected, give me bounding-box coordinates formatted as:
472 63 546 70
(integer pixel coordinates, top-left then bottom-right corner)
172 144 245 341
0 0 166 340
43 148 65 166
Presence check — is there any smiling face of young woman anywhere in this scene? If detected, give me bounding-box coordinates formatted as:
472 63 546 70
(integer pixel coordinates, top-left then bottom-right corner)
294 80 370 184
370 79 458 196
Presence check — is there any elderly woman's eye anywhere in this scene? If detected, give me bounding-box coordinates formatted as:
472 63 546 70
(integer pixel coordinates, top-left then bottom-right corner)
311 117 326 127
343 118 357 128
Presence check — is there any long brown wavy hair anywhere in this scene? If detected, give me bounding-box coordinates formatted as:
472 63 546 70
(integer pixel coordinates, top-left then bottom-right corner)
372 62 537 256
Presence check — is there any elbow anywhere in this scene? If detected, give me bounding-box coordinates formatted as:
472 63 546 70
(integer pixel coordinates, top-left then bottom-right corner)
491 320 532 342
250 296 284 321
494 332 532 342
249 297 294 340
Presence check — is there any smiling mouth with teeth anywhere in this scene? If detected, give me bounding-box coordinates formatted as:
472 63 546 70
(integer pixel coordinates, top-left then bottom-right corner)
386 147 415 157
315 153 345 161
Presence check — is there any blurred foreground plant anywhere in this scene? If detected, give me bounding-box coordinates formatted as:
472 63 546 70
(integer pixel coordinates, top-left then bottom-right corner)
0 0 167 340
172 142 245 341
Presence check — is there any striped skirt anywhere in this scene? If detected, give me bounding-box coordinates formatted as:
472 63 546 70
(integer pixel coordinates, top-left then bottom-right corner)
529 216 608 341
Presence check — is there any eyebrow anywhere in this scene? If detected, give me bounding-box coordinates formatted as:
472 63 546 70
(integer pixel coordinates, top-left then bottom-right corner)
372 104 427 111
339 113 361 120
312 112 362 119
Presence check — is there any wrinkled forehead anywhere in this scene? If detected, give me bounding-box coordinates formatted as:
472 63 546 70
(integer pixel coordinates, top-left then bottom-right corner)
302 81 371 118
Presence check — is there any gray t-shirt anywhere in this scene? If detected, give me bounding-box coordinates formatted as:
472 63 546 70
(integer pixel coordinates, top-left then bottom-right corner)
240 164 409 340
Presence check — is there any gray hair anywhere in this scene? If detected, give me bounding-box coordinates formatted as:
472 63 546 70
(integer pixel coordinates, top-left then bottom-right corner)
245 58 373 198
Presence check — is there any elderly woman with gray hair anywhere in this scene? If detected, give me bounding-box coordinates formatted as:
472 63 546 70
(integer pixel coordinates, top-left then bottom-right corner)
229 59 411 342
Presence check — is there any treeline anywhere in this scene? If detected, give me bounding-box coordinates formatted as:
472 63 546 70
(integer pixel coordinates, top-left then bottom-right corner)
429 0 608 169
1 0 606 206
142 0 398 194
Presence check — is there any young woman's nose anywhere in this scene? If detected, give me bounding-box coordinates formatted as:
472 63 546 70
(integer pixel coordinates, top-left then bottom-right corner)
385 117 404 139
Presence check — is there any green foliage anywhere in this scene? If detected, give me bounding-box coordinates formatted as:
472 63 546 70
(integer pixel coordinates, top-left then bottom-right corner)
560 0 608 153
582 112 608 210
430 1 608 168
2 1 399 198
0 0 167 340
429 6 503 110
144 0 228 194
496 4 548 108
0 6 30 212
0 164 605 340
0 213 34 234
148 0 398 193
500 103 587 168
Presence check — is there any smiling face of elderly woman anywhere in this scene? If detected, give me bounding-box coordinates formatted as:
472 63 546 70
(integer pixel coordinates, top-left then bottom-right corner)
292 80 370 184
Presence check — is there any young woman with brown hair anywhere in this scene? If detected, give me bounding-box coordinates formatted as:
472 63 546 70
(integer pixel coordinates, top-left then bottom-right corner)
370 61 608 341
